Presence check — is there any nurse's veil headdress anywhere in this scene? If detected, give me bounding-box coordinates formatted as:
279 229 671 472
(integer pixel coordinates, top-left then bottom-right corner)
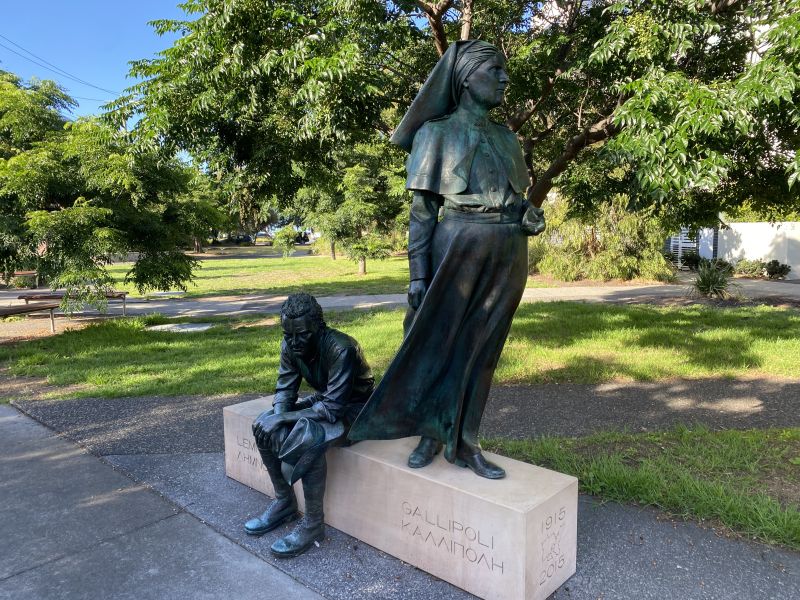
390 40 501 152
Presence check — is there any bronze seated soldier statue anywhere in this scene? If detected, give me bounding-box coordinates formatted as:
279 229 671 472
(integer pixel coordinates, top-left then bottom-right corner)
246 292 374 557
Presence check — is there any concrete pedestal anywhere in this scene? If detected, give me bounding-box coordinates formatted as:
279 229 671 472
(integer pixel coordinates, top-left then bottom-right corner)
224 397 577 600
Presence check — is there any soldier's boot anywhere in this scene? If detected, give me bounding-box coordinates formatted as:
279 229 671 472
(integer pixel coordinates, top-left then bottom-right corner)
244 445 299 536
270 455 327 558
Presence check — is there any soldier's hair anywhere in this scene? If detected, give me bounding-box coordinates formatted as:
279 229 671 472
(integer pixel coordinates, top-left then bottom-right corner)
281 292 326 328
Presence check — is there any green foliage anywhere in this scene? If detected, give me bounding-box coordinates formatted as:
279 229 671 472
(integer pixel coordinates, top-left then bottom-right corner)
109 0 800 237
699 257 734 275
272 226 297 257
343 232 392 262
693 262 734 299
0 71 221 301
735 258 767 278
296 137 407 271
765 259 792 280
535 194 674 282
10 275 36 289
681 250 702 270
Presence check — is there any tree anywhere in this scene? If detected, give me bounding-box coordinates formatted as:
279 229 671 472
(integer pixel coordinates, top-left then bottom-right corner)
0 70 223 304
120 0 800 232
295 137 406 274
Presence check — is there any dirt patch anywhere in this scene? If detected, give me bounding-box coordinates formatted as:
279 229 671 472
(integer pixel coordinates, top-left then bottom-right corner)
528 274 672 287
230 316 279 329
0 368 90 402
0 316 102 344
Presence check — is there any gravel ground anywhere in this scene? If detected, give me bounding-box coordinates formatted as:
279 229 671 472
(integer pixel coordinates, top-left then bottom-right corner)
11 378 800 458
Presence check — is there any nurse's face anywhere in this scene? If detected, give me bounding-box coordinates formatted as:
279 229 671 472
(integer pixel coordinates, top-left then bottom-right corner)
463 54 508 110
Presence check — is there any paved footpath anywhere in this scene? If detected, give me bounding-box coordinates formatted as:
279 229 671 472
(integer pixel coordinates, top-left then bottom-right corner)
0 404 321 600
6 399 800 600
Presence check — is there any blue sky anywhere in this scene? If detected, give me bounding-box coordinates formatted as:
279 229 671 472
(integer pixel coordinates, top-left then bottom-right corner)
1 1 189 117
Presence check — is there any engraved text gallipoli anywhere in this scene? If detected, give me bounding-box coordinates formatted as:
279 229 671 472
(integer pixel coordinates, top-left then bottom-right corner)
401 500 504 575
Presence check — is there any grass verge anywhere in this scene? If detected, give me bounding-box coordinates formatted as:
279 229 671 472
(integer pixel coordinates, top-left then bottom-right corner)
485 426 800 550
1 303 799 398
108 255 412 298
107 255 554 298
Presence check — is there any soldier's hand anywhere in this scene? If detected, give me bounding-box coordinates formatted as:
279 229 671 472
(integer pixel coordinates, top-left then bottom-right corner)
408 279 428 310
252 412 287 445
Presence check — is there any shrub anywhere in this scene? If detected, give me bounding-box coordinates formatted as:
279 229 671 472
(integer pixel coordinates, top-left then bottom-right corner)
681 250 701 270
585 253 637 281
734 258 766 278
533 194 675 282
11 275 37 289
693 263 733 298
527 237 548 274
765 260 791 279
639 250 677 282
272 226 297 258
538 252 583 281
699 258 734 275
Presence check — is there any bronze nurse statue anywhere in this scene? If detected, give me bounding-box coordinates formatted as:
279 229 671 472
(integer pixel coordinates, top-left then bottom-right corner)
349 40 545 479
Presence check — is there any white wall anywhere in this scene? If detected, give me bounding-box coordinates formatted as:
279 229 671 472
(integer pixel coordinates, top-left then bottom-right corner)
717 222 800 280
698 228 715 259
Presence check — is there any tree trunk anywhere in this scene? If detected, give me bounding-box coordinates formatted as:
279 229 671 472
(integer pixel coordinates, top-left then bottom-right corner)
460 0 473 40
358 257 366 276
194 237 203 253
330 241 336 260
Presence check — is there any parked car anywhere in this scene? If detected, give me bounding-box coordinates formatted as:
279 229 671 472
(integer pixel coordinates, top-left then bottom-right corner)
255 232 273 246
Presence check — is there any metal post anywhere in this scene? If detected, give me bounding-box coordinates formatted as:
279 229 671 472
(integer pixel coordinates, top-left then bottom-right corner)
49 309 55 333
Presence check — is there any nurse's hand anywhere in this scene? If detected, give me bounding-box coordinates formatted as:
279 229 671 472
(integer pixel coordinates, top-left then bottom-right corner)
521 205 546 236
408 279 428 310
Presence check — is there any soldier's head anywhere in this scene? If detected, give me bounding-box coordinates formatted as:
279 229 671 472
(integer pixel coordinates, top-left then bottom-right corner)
280 293 326 360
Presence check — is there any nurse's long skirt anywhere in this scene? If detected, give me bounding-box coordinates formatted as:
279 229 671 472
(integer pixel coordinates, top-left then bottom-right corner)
349 208 528 463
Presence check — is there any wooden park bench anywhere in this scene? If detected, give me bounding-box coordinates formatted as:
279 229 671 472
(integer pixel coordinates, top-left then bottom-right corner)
0 302 59 333
17 291 129 316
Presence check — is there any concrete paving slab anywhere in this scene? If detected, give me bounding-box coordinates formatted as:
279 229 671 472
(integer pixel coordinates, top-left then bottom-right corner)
106 452 800 600
0 405 324 600
105 452 471 600
0 406 177 580
12 395 251 455
0 513 323 600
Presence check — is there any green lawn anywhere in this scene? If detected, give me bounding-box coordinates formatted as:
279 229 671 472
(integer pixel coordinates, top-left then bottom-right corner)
108 255 413 298
2 303 799 398
108 254 556 298
487 426 800 550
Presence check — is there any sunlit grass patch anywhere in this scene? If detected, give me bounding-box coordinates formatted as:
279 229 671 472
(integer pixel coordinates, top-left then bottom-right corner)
106 254 555 298
486 426 800 550
1 302 798 398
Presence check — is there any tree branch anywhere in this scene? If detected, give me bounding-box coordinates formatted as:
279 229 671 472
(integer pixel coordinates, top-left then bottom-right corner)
416 1 454 56
526 110 620 207
460 0 473 41
710 0 740 14
506 1 582 132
